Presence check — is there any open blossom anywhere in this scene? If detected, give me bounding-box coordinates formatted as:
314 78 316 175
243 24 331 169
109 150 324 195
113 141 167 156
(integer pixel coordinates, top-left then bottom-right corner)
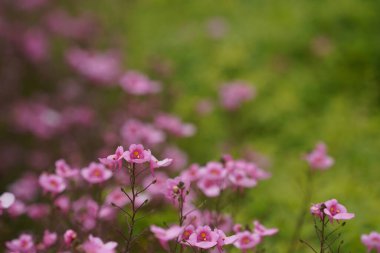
6 233 35 253
323 199 355 222
150 225 183 249
220 82 255 110
233 231 261 250
214 229 238 250
124 144 151 164
253 221 278 237
0 192 15 210
55 159 78 178
180 225 195 242
149 155 173 176
197 162 226 197
64 229 77 245
81 162 112 184
81 235 118 253
305 142 334 170
361 232 380 253
188 226 219 249
39 173 66 193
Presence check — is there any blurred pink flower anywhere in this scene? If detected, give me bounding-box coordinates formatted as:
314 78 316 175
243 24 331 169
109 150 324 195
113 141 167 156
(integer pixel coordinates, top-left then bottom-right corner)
233 231 261 250
361 232 380 253
106 188 129 207
6 234 35 253
66 48 121 84
220 82 255 110
81 235 118 253
27 203 50 219
155 113 196 137
81 162 112 184
149 155 173 176
54 195 70 213
72 197 99 231
42 230 57 248
253 220 278 237
119 71 161 95
64 229 77 246
305 142 334 170
150 225 183 249
22 28 49 62
55 159 79 178
9 174 38 201
39 173 66 194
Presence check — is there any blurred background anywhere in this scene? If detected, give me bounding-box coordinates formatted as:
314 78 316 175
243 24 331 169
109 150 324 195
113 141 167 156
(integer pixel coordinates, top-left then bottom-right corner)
1 0 380 252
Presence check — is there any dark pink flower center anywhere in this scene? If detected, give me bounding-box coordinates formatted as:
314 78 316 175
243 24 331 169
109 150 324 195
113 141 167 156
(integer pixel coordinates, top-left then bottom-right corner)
131 150 143 159
197 231 210 242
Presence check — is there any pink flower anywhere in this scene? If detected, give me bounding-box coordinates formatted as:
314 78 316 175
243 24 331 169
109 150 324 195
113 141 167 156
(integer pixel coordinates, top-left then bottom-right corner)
27 204 50 219
81 235 118 253
150 225 183 250
197 163 227 197
0 192 15 209
39 173 66 194
233 231 261 250
6 233 35 253
106 188 129 207
7 200 26 217
187 225 219 249
119 71 161 95
54 195 70 213
9 174 38 201
215 229 238 250
361 232 380 253
180 164 201 182
165 177 189 203
305 142 334 170
150 155 173 176
253 221 278 237
323 199 355 222
179 225 195 242
55 159 79 178
99 146 125 170
42 230 57 248
121 119 165 146
81 162 112 184
72 197 99 231
220 82 255 110
64 229 77 245
124 144 151 164
143 172 168 198
22 28 49 63
155 113 196 137
310 203 323 219
66 48 121 84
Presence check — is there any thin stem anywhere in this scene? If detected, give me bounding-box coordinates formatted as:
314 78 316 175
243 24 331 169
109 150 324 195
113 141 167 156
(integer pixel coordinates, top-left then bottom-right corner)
320 215 326 253
124 163 137 253
287 168 314 253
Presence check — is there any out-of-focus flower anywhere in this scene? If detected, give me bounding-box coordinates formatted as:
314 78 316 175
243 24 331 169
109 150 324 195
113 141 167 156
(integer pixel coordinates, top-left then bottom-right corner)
305 142 334 170
6 234 35 253
150 155 173 176
119 71 161 95
214 229 238 251
42 230 57 248
55 159 79 178
233 231 261 250
39 173 66 194
72 197 99 231
9 174 39 201
361 232 380 253
220 82 255 110
150 225 183 250
187 225 219 249
66 48 121 84
197 162 226 197
121 119 165 146
22 28 49 62
0 192 15 210
165 177 189 203
180 164 201 182
106 188 129 207
323 199 355 222
81 162 112 184
155 113 196 137
124 144 151 164
253 220 278 237
81 235 118 253
64 229 77 246
54 195 70 213
7 200 26 217
45 10 97 40
143 172 168 198
163 146 188 171
27 203 50 219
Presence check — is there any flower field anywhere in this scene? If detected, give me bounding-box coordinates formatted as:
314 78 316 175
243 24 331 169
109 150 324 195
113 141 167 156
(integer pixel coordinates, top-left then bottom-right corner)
1 0 380 252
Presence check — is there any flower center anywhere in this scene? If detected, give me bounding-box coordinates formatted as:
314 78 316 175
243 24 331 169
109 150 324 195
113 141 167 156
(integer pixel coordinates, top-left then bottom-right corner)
132 150 141 159
91 169 102 178
242 236 251 245
200 232 207 241
49 179 58 188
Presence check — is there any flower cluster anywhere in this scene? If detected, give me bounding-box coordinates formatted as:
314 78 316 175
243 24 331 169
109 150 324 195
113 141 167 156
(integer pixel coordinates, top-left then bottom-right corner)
310 199 355 223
